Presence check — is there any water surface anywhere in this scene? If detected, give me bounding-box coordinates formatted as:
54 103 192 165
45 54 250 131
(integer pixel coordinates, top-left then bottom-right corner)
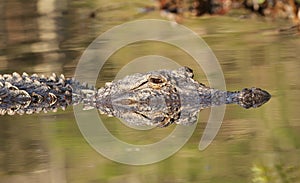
0 0 299 183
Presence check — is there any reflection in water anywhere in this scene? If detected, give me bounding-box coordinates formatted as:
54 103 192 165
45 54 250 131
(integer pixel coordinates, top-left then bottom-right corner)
33 0 64 73
0 0 72 75
0 120 49 173
0 0 299 182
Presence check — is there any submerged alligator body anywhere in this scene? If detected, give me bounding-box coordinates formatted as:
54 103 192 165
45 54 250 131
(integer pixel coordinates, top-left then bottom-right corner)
0 67 271 127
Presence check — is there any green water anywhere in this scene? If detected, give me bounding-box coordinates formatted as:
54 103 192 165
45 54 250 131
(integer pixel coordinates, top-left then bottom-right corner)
0 0 300 183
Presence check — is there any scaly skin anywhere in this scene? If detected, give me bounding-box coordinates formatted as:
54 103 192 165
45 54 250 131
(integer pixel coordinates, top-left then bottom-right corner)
0 67 271 127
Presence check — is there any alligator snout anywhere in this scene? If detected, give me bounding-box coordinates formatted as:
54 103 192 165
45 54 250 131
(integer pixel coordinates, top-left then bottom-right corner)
239 87 271 109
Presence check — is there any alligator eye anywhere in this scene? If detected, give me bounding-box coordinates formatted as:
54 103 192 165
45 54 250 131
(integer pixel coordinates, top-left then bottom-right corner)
150 78 163 84
148 75 167 89
149 75 166 84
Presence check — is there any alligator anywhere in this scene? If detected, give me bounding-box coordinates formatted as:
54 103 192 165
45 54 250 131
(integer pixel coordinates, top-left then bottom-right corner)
0 67 271 127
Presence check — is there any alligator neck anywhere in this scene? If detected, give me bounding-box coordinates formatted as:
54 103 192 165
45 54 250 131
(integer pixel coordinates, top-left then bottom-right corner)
198 88 241 108
225 91 241 105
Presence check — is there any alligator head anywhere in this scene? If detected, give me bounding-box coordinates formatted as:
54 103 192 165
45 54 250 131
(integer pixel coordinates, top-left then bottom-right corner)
95 67 200 127
94 67 271 127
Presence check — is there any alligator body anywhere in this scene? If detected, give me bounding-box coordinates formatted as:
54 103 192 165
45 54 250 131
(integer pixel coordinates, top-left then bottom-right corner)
0 67 271 127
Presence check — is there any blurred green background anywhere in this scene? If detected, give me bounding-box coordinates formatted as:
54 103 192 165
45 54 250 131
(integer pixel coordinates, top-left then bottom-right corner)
0 0 299 182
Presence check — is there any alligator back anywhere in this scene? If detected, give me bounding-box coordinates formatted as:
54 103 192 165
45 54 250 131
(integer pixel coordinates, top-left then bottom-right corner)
0 72 82 115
